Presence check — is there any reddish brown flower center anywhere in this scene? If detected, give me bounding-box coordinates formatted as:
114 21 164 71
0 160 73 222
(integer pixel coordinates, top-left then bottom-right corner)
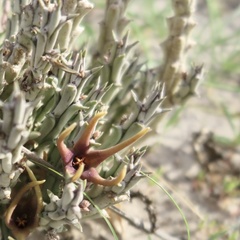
15 215 28 229
72 157 84 170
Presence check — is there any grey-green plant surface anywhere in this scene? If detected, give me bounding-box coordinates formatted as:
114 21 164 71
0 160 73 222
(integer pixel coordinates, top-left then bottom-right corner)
0 0 203 239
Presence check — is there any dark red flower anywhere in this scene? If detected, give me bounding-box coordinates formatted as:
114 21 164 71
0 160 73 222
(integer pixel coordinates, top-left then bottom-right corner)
57 112 150 186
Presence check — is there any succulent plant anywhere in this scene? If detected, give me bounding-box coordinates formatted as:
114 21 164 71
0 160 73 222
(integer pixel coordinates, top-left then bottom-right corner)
0 0 203 239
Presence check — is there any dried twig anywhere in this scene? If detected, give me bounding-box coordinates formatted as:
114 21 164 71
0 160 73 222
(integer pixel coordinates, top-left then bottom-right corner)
110 190 181 240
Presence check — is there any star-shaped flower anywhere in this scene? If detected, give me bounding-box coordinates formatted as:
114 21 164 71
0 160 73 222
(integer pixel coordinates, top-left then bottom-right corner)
5 165 45 240
57 112 150 186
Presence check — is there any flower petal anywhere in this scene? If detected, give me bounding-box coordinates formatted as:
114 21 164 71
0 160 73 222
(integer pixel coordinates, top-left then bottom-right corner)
73 112 107 154
85 127 150 168
5 180 45 240
71 160 85 182
57 123 76 164
81 165 127 186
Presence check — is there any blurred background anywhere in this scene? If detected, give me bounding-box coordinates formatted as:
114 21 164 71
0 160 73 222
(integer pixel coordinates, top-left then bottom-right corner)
70 1 240 239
